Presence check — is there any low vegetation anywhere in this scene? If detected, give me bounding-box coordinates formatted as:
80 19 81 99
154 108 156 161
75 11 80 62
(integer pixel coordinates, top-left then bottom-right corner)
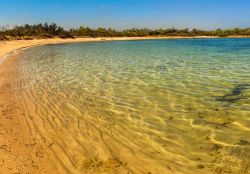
1 23 250 40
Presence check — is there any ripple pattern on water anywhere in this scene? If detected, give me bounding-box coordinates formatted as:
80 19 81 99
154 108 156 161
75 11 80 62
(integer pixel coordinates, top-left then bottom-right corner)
17 39 250 174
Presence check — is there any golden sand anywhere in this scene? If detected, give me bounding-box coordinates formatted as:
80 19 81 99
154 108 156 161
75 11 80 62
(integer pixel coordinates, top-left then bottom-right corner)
1 36 249 174
0 36 221 58
0 54 60 173
0 37 186 174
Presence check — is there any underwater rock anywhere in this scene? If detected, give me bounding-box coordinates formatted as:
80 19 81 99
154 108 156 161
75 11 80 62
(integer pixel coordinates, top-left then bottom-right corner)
217 84 250 103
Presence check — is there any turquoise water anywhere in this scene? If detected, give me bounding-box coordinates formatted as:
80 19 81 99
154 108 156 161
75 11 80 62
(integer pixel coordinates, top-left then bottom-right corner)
17 39 250 174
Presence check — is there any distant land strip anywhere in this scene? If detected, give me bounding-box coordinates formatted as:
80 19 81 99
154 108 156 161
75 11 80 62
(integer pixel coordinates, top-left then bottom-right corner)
1 23 250 40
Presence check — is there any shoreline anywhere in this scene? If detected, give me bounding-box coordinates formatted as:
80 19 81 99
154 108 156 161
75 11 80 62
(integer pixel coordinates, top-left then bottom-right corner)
1 35 250 60
0 36 182 173
0 36 189 174
0 36 249 174
0 53 60 173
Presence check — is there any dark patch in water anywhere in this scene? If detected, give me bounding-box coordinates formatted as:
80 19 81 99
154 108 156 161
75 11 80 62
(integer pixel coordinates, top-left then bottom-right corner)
232 84 250 95
217 84 250 103
217 96 245 103
236 140 250 146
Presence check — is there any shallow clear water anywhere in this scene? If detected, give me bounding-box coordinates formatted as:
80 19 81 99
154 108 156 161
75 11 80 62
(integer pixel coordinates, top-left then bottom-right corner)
17 39 250 174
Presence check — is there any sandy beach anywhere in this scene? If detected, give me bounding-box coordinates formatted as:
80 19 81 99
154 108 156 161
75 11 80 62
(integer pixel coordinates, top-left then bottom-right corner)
0 36 208 174
0 36 184 174
2 0 250 172
0 36 249 174
0 36 220 58
0 37 185 174
2 35 250 59
0 54 59 173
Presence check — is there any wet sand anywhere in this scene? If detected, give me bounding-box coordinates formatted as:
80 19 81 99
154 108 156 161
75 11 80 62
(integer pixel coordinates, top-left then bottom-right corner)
0 54 61 173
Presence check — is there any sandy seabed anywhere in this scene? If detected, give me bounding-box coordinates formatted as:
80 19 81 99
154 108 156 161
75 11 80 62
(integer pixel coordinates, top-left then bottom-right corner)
0 37 179 174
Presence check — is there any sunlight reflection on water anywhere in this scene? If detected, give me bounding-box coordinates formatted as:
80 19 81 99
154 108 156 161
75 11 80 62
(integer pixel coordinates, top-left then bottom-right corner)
17 39 250 174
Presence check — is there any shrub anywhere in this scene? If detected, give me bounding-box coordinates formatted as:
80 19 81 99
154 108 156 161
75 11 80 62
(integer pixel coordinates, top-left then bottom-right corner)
59 32 75 39
0 33 8 40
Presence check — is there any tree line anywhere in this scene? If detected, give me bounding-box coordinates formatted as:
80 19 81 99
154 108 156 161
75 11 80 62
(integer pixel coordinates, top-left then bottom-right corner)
1 23 250 40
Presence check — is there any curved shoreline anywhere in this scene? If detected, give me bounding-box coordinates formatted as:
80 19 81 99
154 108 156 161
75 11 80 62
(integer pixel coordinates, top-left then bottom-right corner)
1 37 250 174
0 36 204 174
0 37 184 174
2 35 250 61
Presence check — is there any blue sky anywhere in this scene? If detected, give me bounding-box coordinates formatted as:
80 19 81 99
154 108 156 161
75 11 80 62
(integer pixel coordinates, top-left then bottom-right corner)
1 0 250 30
